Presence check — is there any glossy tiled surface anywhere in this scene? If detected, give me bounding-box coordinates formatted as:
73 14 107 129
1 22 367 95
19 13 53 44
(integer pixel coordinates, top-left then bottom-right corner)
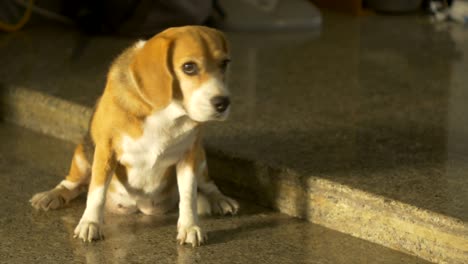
1 12 467 224
0 123 430 264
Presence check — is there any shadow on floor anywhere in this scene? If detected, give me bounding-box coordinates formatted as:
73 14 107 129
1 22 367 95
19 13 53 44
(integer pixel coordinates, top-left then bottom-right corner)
209 117 467 221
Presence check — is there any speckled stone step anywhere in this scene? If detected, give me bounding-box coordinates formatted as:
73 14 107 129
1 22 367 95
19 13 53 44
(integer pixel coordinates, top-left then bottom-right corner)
2 86 466 264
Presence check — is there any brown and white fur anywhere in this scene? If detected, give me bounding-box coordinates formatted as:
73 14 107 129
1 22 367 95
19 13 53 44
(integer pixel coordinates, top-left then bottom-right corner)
30 26 239 247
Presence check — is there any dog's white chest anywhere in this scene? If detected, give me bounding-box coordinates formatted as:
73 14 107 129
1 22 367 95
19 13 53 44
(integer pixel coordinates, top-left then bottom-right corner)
119 103 197 193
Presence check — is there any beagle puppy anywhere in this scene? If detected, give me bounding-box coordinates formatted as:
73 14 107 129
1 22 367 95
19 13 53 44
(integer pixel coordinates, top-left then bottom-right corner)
30 26 239 247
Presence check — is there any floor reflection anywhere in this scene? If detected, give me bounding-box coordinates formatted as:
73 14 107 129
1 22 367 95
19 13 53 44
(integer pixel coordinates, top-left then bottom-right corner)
207 14 468 221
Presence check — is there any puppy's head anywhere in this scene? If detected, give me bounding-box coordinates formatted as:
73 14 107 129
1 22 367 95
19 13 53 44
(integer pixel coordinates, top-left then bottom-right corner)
130 26 231 122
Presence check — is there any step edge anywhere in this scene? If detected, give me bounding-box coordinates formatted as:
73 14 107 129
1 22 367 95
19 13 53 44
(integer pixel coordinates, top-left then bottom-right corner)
2 86 466 263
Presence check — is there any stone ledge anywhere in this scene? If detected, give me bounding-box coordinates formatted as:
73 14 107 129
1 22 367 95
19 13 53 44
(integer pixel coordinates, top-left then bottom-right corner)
2 86 466 264
2 87 92 142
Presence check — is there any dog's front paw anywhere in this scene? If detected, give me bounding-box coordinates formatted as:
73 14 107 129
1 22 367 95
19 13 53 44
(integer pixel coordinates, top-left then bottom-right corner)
211 195 239 215
74 220 104 242
177 225 207 247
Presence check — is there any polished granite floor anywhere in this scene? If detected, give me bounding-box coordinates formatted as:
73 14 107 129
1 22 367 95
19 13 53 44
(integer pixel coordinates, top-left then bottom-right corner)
1 12 467 223
0 123 430 264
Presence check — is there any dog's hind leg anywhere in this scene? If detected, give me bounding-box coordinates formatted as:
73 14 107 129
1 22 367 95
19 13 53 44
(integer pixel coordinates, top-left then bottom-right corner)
30 142 91 211
194 142 239 216
197 179 239 216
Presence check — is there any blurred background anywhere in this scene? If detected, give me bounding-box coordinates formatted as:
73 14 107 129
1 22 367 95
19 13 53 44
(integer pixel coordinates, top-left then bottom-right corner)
0 0 460 36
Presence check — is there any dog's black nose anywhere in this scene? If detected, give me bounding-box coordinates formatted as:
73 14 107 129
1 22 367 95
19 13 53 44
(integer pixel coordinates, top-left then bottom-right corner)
211 96 230 113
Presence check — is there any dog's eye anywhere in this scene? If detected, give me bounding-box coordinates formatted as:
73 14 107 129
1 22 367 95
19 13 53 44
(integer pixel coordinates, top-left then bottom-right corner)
220 59 230 72
182 62 198 76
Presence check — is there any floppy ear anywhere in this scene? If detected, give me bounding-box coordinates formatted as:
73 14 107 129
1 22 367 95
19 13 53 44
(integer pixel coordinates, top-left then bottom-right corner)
130 36 173 110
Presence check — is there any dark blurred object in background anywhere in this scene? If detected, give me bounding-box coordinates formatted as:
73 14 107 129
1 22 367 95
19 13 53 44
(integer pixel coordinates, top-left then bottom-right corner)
0 0 217 36
365 0 423 13
1 0 322 35
62 0 215 36
61 0 140 35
